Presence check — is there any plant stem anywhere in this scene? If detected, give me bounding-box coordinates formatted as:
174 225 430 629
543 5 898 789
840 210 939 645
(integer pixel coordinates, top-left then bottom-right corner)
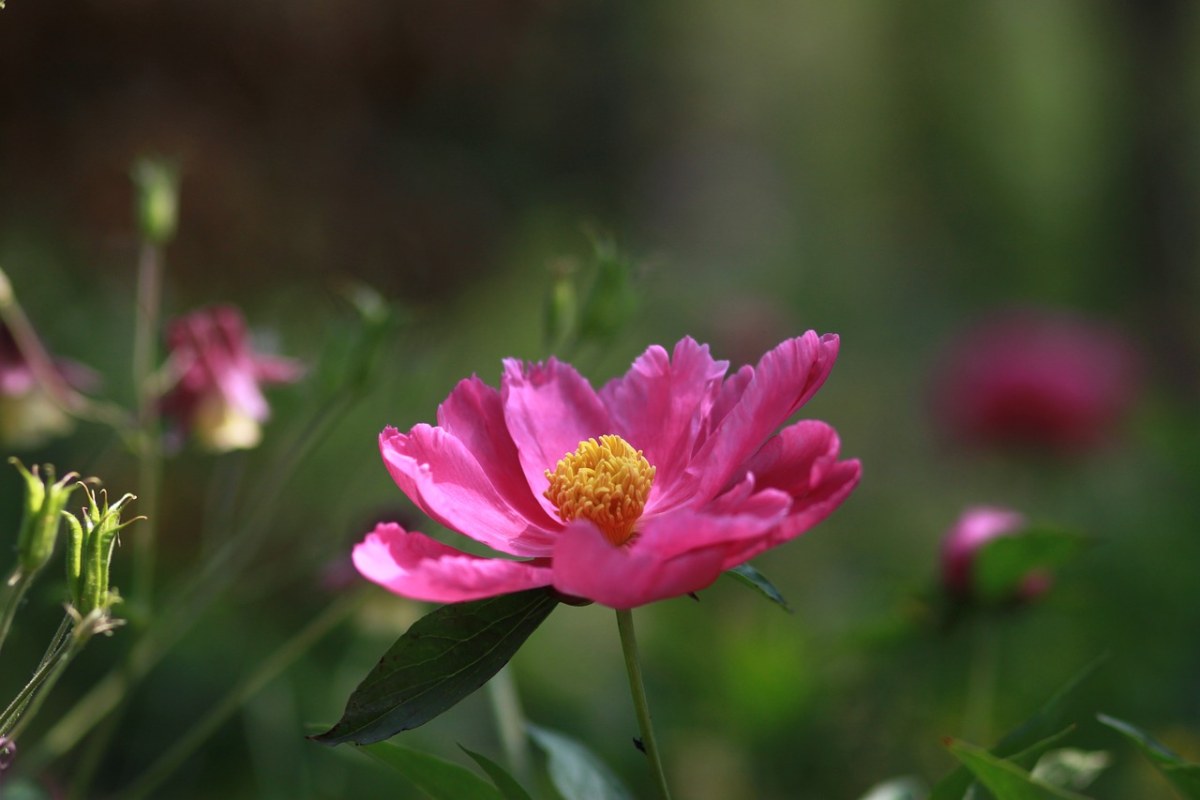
615 609 672 800
120 590 365 800
0 615 75 736
486 664 531 784
963 618 998 743
0 571 34 659
131 240 164 614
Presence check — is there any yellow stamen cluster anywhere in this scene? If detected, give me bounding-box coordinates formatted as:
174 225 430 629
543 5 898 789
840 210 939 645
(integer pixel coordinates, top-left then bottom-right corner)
544 434 655 546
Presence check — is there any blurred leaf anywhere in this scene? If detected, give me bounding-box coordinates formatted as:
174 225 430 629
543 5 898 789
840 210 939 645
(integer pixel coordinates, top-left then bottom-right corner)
312 588 560 745
461 745 534 800
1031 749 1111 793
857 776 927 800
1097 714 1200 798
946 739 1092 799
528 723 633 800
578 236 637 344
929 655 1107 800
724 563 792 612
973 527 1086 603
358 740 503 800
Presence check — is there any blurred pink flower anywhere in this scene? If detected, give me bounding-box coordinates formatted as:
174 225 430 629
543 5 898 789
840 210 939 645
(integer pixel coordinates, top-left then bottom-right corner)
0 323 96 447
933 310 1139 452
161 306 304 452
354 333 861 609
941 506 1048 600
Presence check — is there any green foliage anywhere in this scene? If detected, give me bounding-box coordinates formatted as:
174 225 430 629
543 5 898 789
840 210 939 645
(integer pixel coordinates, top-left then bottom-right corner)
358 740 504 800
723 563 792 612
929 657 1106 800
528 723 633 800
460 745 535 800
946 739 1091 800
313 588 560 745
1097 714 1200 798
972 526 1087 604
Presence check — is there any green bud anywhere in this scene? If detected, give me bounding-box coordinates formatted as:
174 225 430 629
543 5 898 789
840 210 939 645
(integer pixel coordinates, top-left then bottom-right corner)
578 236 637 344
131 158 179 245
65 485 139 616
11 459 79 577
544 259 579 352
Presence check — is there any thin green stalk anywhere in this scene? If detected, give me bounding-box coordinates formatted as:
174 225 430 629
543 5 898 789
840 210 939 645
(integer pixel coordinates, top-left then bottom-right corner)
121 590 366 800
131 240 164 613
0 616 75 736
962 619 998 743
6 638 81 742
0 571 35 658
486 664 531 784
615 609 672 800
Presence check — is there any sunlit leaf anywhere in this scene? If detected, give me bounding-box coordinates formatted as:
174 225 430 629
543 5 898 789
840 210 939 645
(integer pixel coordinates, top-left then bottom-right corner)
312 588 559 745
528 723 633 800
1097 714 1200 798
724 563 792 612
461 745 535 800
946 739 1092 799
357 740 502 800
1031 749 1111 793
857 776 926 800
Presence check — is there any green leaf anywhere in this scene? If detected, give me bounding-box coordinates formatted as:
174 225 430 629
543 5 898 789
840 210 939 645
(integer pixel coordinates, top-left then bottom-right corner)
724 563 792 612
460 745 535 800
946 739 1092 799
312 588 560 745
1031 749 1111 793
973 527 1086 603
528 723 633 800
929 655 1107 800
358 740 503 800
1097 714 1200 798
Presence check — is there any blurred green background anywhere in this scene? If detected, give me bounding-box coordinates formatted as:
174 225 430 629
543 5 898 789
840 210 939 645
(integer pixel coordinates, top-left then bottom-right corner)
1 1 1199 798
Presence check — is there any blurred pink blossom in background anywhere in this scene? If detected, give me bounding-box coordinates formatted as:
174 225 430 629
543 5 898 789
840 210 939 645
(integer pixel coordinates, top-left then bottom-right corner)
160 305 304 452
0 323 96 448
941 505 1048 601
933 309 1140 453
354 333 861 609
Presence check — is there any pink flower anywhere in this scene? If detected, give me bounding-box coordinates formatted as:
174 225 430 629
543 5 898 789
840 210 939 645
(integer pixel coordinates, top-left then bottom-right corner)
933 310 1139 452
0 323 96 448
161 306 304 452
941 506 1048 600
353 333 861 609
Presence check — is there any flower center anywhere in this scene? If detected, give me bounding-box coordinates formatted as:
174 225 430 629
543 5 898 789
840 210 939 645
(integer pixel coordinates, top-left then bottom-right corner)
544 434 655 546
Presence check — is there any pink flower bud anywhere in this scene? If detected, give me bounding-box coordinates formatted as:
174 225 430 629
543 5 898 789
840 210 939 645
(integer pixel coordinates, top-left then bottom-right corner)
941 506 1049 601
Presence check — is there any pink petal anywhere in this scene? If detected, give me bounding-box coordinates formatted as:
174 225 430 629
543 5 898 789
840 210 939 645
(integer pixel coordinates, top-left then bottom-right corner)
500 357 611 517
437 376 559 530
740 420 843 499
253 354 306 385
600 337 728 512
551 508 786 609
689 332 840 502
380 426 559 557
720 457 861 568
353 523 553 604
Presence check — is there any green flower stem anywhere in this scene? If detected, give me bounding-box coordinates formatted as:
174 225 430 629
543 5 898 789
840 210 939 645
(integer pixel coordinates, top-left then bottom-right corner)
616 609 672 800
0 615 75 737
963 618 998 743
131 239 164 613
0 570 35 659
486 664 531 784
120 589 366 800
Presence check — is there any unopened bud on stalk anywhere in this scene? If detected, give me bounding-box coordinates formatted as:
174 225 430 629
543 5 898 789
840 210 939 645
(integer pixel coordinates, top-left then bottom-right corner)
65 486 140 616
11 459 79 578
131 158 179 245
